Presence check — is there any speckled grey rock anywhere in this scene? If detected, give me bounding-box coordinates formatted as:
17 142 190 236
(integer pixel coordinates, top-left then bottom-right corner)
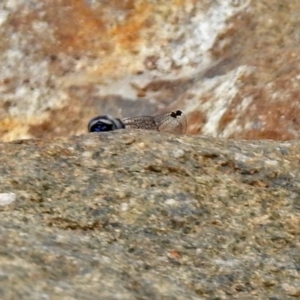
0 131 300 299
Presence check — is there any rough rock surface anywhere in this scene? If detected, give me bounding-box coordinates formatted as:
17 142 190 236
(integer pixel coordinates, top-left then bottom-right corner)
1 0 300 141
1 1 300 299
1 131 300 299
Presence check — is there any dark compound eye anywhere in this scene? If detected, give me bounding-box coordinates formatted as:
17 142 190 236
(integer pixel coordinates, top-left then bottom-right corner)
88 115 125 132
90 121 114 132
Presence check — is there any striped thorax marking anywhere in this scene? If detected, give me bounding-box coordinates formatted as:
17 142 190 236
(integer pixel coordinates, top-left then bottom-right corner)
88 110 187 134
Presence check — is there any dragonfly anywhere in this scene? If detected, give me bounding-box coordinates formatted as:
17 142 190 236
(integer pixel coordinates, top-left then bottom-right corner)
88 110 187 134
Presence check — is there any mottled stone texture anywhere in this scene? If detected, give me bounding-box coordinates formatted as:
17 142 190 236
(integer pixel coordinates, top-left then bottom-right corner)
1 0 300 141
2 1 300 297
1 131 300 299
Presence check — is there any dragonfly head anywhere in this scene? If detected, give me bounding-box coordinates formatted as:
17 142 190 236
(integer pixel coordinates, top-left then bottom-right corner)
88 116 125 132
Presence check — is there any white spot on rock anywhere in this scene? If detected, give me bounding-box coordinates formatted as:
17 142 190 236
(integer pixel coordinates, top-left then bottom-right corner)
165 199 178 206
120 203 129 211
0 193 16 205
173 148 185 158
0 10 9 26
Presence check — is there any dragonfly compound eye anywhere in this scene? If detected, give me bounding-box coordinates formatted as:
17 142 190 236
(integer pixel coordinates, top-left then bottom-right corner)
90 121 113 132
88 116 125 132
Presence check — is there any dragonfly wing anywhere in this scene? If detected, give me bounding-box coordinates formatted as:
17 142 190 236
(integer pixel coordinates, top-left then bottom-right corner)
122 116 158 130
154 110 187 134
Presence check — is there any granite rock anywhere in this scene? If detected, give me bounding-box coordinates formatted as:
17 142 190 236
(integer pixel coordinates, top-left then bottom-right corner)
0 1 300 140
1 1 300 299
0 131 300 299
